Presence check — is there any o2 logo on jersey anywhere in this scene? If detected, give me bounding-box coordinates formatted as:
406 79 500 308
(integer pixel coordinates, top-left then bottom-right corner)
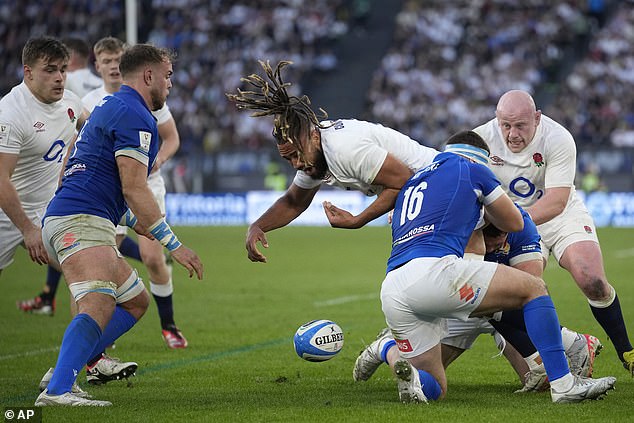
508 176 543 200
43 139 66 163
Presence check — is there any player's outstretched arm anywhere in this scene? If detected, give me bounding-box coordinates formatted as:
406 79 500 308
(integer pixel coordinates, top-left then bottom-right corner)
246 183 319 263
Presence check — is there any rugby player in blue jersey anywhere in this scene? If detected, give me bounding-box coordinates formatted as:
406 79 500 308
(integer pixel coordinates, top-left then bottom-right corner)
35 44 203 407
377 131 615 404
355 205 603 394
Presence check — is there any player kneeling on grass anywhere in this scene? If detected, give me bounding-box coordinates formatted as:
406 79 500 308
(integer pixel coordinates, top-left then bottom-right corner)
375 131 615 404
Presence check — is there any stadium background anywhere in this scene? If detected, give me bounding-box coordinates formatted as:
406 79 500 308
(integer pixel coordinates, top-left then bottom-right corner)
2 2 634 419
2 0 633 226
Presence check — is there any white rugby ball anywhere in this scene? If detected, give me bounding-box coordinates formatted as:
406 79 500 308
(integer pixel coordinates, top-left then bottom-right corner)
293 319 344 362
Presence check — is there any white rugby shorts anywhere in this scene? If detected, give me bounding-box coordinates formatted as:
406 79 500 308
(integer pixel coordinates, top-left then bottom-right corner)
537 202 599 262
380 255 497 358
42 214 118 264
0 206 46 269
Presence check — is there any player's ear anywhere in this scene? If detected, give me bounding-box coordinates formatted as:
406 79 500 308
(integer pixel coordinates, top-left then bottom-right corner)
143 67 153 86
23 65 33 80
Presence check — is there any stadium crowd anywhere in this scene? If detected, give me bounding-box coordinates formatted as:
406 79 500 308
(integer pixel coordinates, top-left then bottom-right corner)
1 0 632 190
364 0 604 148
545 1 634 148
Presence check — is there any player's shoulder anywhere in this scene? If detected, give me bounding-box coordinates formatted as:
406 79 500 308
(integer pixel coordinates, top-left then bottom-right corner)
472 118 498 138
0 84 32 123
539 114 574 140
62 88 84 109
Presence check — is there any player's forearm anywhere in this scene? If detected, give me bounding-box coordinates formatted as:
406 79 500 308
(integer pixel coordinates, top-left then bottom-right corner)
525 194 567 225
0 181 35 233
253 185 317 232
156 137 179 166
252 197 307 233
354 188 399 228
122 185 163 229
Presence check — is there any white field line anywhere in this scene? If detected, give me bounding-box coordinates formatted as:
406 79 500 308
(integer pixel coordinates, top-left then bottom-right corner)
614 248 634 259
0 346 59 362
314 293 377 307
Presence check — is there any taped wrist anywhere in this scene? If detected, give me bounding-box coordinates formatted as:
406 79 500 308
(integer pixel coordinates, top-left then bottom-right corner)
120 209 137 228
149 218 181 251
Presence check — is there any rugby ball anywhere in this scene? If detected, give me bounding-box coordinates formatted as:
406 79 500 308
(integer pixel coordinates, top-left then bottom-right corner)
293 319 344 362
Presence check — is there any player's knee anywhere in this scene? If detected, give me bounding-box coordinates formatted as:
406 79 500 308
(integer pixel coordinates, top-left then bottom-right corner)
116 269 150 319
581 277 611 301
525 276 548 301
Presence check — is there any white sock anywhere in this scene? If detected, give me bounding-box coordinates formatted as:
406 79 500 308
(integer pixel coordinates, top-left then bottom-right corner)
550 372 574 392
150 279 173 297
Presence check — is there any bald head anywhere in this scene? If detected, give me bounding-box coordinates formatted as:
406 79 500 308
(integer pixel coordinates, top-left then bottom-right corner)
495 90 541 153
496 90 536 117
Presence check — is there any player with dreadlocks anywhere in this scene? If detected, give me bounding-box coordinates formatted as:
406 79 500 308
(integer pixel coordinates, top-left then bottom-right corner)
227 60 439 263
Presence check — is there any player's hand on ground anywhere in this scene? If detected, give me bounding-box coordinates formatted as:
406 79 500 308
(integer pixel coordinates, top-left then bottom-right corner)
246 225 268 263
323 201 357 229
24 225 48 265
171 245 203 280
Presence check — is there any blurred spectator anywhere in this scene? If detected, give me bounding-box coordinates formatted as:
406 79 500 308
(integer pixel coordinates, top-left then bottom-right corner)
63 37 102 97
546 2 634 150
580 163 607 193
263 162 288 191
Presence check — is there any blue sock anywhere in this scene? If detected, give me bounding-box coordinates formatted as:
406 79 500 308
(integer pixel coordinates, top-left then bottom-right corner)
119 236 142 262
47 313 102 395
42 266 62 299
87 306 137 364
523 295 569 382
380 340 396 363
418 369 442 400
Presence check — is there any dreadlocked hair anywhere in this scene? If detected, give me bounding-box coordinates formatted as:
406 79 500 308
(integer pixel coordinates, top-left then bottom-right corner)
226 60 330 157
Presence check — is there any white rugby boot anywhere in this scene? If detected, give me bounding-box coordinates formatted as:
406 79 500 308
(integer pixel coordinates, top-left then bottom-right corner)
567 333 602 377
86 354 137 385
551 375 616 403
39 367 92 398
353 328 392 381
35 389 111 407
393 359 428 404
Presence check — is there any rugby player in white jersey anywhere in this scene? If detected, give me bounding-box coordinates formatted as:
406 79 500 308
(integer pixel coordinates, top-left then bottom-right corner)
473 90 634 375
226 61 439 262
62 37 103 98
0 36 87 278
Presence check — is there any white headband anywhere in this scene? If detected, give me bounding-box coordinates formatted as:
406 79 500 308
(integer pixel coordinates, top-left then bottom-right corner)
444 143 490 165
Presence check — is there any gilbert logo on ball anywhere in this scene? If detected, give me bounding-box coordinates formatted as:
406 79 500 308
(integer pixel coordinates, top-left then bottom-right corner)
293 319 344 362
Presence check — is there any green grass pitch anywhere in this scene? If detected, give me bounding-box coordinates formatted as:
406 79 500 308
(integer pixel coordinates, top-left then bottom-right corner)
1 226 632 422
